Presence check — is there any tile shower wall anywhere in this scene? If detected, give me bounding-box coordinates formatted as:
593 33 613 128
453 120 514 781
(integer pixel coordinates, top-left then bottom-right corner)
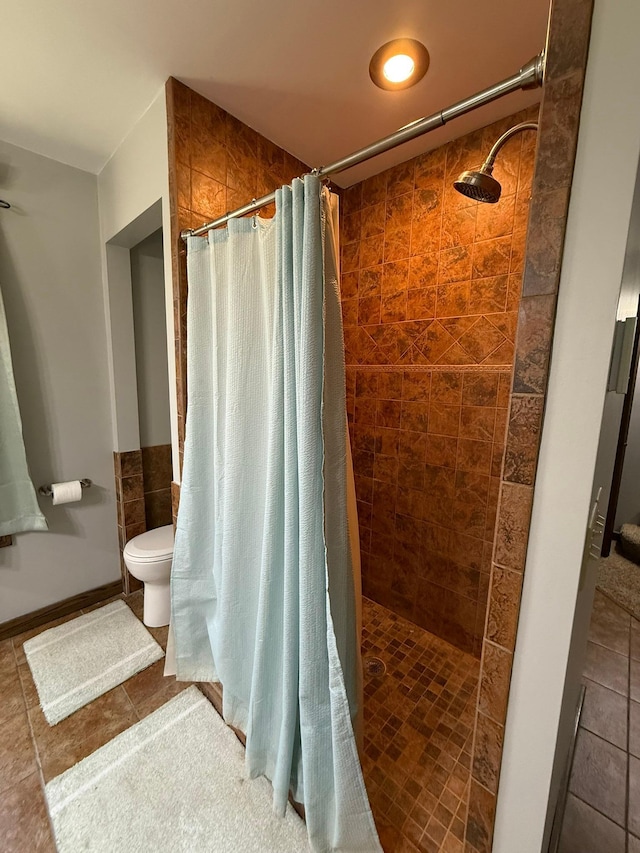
113 445 173 593
166 78 309 493
113 450 145 594
141 444 172 530
341 110 537 656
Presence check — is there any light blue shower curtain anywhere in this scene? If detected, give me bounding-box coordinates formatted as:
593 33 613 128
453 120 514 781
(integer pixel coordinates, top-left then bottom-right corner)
0 282 47 535
171 175 381 853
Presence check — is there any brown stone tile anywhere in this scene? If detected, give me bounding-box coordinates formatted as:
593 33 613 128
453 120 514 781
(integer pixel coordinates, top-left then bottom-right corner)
361 173 386 207
120 497 146 527
460 407 495 442
191 169 226 220
386 229 412 263
522 187 571 297
116 449 143 477
342 210 361 244
472 712 504 794
545 0 594 79
534 71 586 194
0 772 56 852
0 668 27 727
126 591 145 621
362 202 386 240
381 290 407 323
125 521 146 543
409 253 439 288
583 642 629 696
120 473 144 502
425 434 458 469
475 196 515 243
141 444 173 493
456 439 492 476
471 237 512 280
494 482 533 570
441 207 476 251
387 161 415 198
629 835 640 853
0 638 16 674
379 372 403 401
486 566 523 651
439 246 472 285
430 372 463 404
458 318 506 364
558 793 625 853
30 685 138 782
428 402 461 438
0 709 37 794
362 236 386 268
468 275 509 315
630 700 640 759
580 678 627 750
569 728 626 826
342 240 360 273
465 779 496 853
123 659 184 711
503 393 544 485
632 659 640 704
145 488 173 530
631 756 640 837
407 287 437 320
588 592 631 656
17 663 40 712
478 641 512 725
401 401 429 433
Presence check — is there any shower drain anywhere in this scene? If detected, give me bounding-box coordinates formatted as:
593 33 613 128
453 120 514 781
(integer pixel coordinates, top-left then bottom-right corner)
364 656 386 676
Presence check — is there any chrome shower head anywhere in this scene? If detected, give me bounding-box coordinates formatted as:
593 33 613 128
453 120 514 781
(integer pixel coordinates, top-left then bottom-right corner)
453 168 502 204
453 120 539 204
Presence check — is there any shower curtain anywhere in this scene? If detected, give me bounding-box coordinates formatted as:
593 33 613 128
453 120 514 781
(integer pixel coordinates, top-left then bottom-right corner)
0 281 47 535
171 175 380 853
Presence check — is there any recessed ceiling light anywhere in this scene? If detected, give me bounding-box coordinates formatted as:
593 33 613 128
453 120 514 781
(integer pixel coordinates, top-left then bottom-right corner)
369 38 430 91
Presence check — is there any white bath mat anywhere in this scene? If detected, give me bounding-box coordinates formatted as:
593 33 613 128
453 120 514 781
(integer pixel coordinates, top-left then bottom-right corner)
45 686 310 853
24 599 164 725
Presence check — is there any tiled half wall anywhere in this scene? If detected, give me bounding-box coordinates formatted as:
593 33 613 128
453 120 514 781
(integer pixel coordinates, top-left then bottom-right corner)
113 444 172 593
341 109 537 657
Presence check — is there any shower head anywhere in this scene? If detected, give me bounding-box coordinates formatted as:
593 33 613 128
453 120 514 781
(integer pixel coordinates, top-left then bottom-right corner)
453 121 539 204
453 168 502 204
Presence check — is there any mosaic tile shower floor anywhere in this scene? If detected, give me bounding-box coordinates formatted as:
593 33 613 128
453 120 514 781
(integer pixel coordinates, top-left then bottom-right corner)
361 597 480 852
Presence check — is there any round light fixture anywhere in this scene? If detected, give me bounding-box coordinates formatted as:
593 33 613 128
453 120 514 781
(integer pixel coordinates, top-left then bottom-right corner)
369 38 430 91
383 54 415 84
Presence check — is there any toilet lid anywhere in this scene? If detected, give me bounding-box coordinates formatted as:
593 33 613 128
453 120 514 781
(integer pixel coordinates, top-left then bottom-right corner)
123 524 174 561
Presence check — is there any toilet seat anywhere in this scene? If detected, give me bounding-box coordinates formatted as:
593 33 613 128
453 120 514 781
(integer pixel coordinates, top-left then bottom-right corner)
123 525 174 562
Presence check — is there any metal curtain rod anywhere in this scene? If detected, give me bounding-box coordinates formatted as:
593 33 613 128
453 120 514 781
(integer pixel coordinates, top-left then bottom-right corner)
182 50 545 241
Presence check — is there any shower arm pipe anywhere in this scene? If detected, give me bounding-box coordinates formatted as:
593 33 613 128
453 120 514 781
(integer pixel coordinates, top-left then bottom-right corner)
181 50 545 240
482 121 539 173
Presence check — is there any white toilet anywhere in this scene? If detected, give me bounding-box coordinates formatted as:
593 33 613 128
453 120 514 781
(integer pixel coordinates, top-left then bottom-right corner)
123 524 174 627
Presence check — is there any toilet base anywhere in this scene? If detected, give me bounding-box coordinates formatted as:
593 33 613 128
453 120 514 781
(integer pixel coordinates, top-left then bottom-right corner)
142 581 170 628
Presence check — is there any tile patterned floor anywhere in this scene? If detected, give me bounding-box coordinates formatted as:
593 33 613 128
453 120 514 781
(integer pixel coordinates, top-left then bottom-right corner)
1 591 479 852
361 597 480 853
558 590 640 853
0 591 191 852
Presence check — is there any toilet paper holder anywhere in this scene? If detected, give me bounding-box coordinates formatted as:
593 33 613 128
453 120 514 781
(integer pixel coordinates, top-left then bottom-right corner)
39 479 92 497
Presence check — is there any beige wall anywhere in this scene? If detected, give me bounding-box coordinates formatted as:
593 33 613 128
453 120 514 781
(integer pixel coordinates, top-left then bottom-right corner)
130 228 171 448
0 140 120 622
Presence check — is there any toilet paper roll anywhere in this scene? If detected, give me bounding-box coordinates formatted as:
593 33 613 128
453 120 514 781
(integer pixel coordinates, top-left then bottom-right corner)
51 480 83 505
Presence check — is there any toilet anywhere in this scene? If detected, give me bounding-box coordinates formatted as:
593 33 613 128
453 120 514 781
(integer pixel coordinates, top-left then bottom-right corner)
123 524 174 627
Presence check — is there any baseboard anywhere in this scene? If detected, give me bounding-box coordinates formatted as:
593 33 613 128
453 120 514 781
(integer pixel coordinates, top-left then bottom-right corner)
0 579 123 642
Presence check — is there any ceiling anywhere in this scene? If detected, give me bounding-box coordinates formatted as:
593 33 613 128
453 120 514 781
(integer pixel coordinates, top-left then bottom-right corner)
1 0 550 186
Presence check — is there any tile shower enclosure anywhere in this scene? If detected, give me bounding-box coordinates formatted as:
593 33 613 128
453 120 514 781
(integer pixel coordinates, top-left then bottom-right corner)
340 111 537 656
